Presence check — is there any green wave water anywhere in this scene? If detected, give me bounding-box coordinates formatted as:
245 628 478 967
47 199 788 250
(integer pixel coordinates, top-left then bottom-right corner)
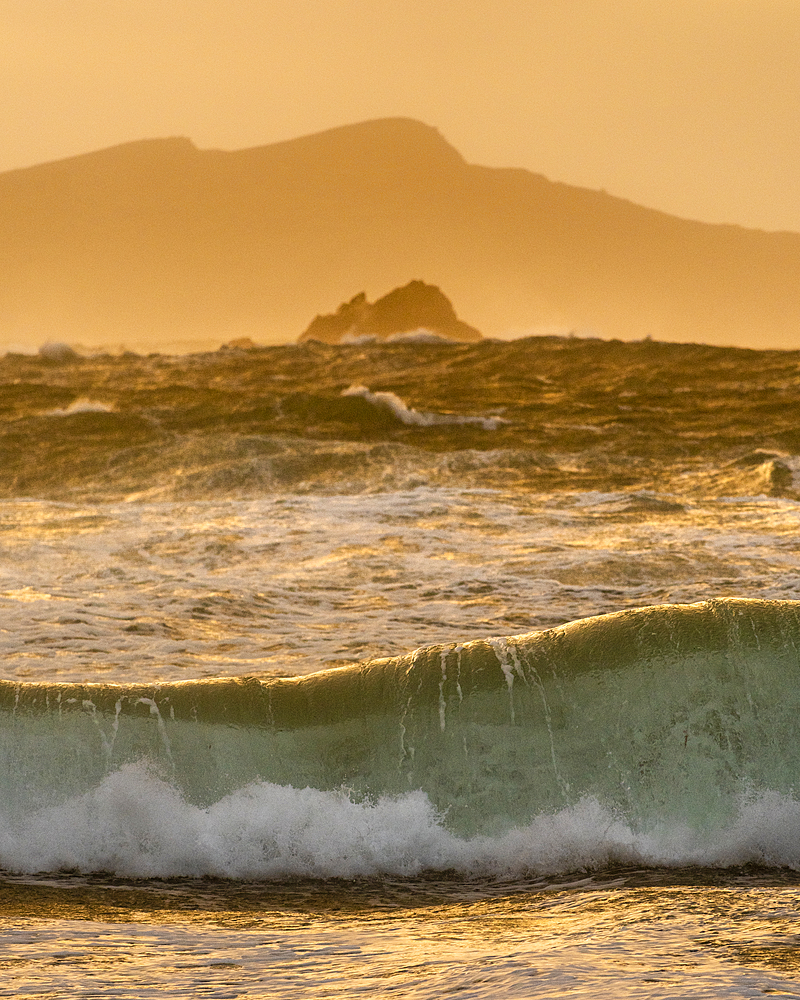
4 598 800 869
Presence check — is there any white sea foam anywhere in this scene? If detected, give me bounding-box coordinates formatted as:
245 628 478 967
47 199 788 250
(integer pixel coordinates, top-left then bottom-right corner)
45 398 114 416
2 764 799 878
342 384 505 430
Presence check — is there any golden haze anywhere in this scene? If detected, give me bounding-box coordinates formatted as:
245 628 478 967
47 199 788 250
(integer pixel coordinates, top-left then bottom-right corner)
1 119 799 352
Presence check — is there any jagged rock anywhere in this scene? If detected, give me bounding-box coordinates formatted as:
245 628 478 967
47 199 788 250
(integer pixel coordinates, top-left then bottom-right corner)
299 281 482 344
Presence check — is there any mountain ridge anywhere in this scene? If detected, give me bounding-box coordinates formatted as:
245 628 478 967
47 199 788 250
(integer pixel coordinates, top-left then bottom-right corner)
1 117 798 350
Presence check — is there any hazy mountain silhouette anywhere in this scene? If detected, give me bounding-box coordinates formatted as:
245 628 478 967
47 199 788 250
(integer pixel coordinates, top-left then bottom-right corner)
1 117 799 350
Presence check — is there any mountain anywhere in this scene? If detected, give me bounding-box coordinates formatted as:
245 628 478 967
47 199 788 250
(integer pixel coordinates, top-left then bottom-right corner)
1 117 799 350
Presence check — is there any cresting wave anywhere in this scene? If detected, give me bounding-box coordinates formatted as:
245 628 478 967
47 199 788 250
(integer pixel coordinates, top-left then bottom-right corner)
3 598 800 877
341 384 506 430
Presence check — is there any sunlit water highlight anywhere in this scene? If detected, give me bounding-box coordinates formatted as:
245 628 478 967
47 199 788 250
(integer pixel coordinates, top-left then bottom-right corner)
2 873 800 998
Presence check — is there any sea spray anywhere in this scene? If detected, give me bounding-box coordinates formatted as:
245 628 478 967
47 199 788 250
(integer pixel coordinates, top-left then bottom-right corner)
3 770 800 878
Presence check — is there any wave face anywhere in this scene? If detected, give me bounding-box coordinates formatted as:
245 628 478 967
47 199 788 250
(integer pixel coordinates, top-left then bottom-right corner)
3 598 800 876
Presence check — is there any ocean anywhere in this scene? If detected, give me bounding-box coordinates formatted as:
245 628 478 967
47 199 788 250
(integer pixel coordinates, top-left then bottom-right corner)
3 333 800 997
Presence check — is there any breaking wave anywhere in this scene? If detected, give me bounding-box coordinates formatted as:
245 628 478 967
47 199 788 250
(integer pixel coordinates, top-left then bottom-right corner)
4 599 800 877
342 385 505 430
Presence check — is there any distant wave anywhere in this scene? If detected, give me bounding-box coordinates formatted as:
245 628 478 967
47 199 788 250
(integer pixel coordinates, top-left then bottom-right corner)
44 397 114 416
339 328 459 345
38 342 79 362
342 385 505 430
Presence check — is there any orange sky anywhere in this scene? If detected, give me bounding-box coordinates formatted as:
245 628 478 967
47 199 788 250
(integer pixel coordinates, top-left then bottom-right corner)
3 0 800 233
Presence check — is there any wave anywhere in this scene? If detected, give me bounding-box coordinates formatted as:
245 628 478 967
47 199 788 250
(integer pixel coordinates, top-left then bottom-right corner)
3 598 800 876
37 342 79 363
341 385 505 430
339 328 458 345
5 335 800 503
708 451 797 499
44 397 114 416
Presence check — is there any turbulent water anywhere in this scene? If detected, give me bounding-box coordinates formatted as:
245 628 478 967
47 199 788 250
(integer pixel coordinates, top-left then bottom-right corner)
4 334 800 997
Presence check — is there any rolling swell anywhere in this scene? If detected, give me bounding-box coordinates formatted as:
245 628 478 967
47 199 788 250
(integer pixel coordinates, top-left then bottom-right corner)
3 598 800 876
4 336 800 501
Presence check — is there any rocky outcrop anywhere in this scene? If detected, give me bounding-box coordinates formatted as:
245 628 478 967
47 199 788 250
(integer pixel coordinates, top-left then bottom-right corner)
299 281 482 344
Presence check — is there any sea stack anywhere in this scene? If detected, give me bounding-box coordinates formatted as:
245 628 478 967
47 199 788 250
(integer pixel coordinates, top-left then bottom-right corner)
298 281 483 344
